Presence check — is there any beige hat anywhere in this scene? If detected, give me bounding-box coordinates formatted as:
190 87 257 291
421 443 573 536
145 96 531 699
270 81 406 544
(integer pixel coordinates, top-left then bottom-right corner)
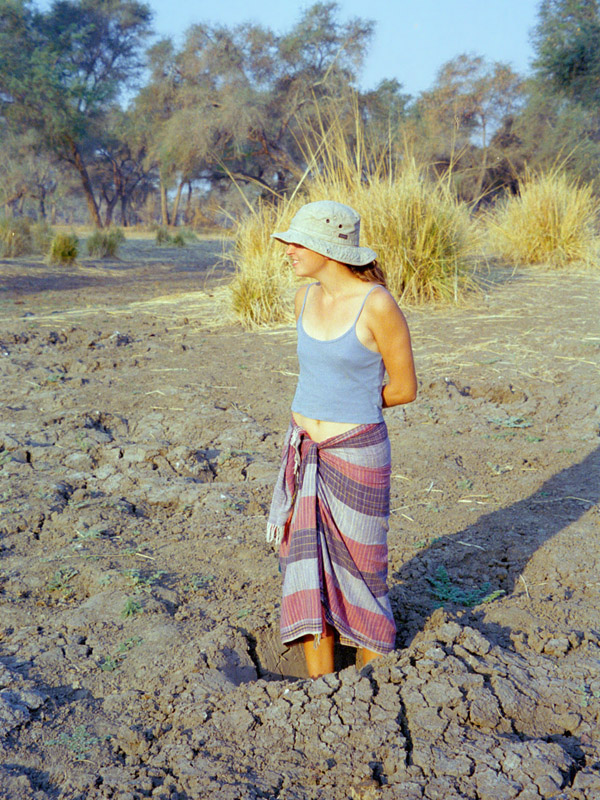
271 200 377 266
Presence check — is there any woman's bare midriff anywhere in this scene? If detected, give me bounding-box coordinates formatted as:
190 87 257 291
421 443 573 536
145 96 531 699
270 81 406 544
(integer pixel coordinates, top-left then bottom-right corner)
292 411 360 443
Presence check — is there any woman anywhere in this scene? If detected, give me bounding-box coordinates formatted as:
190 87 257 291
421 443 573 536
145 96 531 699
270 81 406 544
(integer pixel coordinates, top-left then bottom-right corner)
267 200 417 678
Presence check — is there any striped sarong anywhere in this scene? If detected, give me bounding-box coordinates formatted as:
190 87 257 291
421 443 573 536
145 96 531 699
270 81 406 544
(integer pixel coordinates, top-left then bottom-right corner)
267 420 396 655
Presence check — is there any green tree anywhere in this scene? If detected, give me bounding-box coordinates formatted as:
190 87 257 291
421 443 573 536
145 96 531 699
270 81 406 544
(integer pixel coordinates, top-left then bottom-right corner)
412 55 523 200
94 108 151 226
137 2 374 213
0 129 61 218
532 0 600 105
520 0 600 190
0 0 152 226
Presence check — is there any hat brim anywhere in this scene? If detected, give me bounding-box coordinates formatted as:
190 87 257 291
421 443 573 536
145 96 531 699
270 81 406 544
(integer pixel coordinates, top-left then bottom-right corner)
271 229 377 267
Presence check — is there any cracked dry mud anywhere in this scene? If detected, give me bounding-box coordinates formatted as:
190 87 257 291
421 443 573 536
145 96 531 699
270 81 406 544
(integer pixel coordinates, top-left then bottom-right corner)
0 239 599 800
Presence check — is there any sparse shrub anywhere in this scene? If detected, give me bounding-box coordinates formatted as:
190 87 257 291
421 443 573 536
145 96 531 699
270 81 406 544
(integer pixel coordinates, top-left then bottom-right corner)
87 228 125 257
155 226 171 245
155 227 194 246
487 169 600 267
0 217 32 257
48 232 78 264
30 220 54 254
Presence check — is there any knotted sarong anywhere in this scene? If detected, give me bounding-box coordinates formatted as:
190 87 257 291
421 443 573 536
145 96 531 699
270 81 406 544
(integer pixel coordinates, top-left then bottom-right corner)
267 420 396 655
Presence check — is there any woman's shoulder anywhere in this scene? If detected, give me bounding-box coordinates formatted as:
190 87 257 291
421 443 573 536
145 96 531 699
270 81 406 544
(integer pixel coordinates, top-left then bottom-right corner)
363 283 396 310
362 284 407 326
294 282 318 318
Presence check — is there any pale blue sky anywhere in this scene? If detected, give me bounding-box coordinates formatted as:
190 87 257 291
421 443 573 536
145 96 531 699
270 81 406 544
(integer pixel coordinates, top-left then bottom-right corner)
145 0 540 96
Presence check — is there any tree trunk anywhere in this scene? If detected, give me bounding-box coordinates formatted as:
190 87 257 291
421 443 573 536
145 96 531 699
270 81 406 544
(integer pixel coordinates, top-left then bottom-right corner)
103 192 119 227
159 175 170 226
68 137 103 228
120 194 129 226
474 119 488 202
184 182 193 224
171 179 185 227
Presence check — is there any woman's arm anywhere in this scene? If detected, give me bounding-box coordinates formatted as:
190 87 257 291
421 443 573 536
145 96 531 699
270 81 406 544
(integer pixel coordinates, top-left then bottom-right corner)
367 289 417 407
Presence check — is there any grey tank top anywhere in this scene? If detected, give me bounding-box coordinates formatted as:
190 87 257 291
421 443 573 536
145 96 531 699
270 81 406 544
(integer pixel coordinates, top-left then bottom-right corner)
291 284 385 424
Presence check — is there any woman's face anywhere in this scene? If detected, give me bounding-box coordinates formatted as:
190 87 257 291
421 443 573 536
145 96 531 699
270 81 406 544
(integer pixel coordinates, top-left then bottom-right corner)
286 243 329 278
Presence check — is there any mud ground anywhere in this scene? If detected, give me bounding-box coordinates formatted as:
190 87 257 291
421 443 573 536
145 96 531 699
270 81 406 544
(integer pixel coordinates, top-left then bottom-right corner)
0 238 599 800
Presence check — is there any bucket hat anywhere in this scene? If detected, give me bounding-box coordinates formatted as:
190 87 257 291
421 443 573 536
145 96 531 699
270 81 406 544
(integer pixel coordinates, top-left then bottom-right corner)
271 200 377 266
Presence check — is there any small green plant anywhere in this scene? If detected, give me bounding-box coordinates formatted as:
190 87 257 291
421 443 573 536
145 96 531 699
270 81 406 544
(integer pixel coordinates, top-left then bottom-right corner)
0 217 32 256
171 231 186 247
187 574 215 591
74 526 107 541
577 682 600 707
75 431 94 451
487 462 513 475
121 597 142 617
47 725 100 760
47 567 78 595
123 568 165 593
488 416 532 428
427 565 503 608
98 636 142 672
86 228 125 257
48 232 78 264
117 635 142 654
457 478 474 491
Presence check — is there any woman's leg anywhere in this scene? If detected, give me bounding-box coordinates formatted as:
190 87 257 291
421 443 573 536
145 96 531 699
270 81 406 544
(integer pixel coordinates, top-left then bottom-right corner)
361 647 382 667
302 621 335 678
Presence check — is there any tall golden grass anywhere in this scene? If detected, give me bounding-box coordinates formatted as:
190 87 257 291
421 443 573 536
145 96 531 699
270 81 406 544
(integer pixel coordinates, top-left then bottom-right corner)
228 201 298 328
0 218 32 257
229 109 480 327
487 169 600 268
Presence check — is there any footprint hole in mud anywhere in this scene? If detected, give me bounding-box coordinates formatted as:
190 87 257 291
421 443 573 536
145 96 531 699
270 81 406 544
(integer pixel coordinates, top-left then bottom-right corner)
247 622 358 682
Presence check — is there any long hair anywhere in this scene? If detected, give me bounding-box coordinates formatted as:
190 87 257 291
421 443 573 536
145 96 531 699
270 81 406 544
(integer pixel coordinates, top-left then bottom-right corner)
347 260 387 288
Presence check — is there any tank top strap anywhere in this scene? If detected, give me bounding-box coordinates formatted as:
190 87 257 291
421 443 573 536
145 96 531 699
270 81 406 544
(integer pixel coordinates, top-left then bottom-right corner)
353 285 381 326
298 283 317 322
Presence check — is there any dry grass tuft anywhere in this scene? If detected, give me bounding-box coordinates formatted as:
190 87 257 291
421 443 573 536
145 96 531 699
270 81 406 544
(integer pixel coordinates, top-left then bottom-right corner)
48 232 79 265
229 108 480 327
301 112 479 303
228 201 298 328
0 218 32 257
487 169 600 268
87 228 125 258
314 161 478 304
